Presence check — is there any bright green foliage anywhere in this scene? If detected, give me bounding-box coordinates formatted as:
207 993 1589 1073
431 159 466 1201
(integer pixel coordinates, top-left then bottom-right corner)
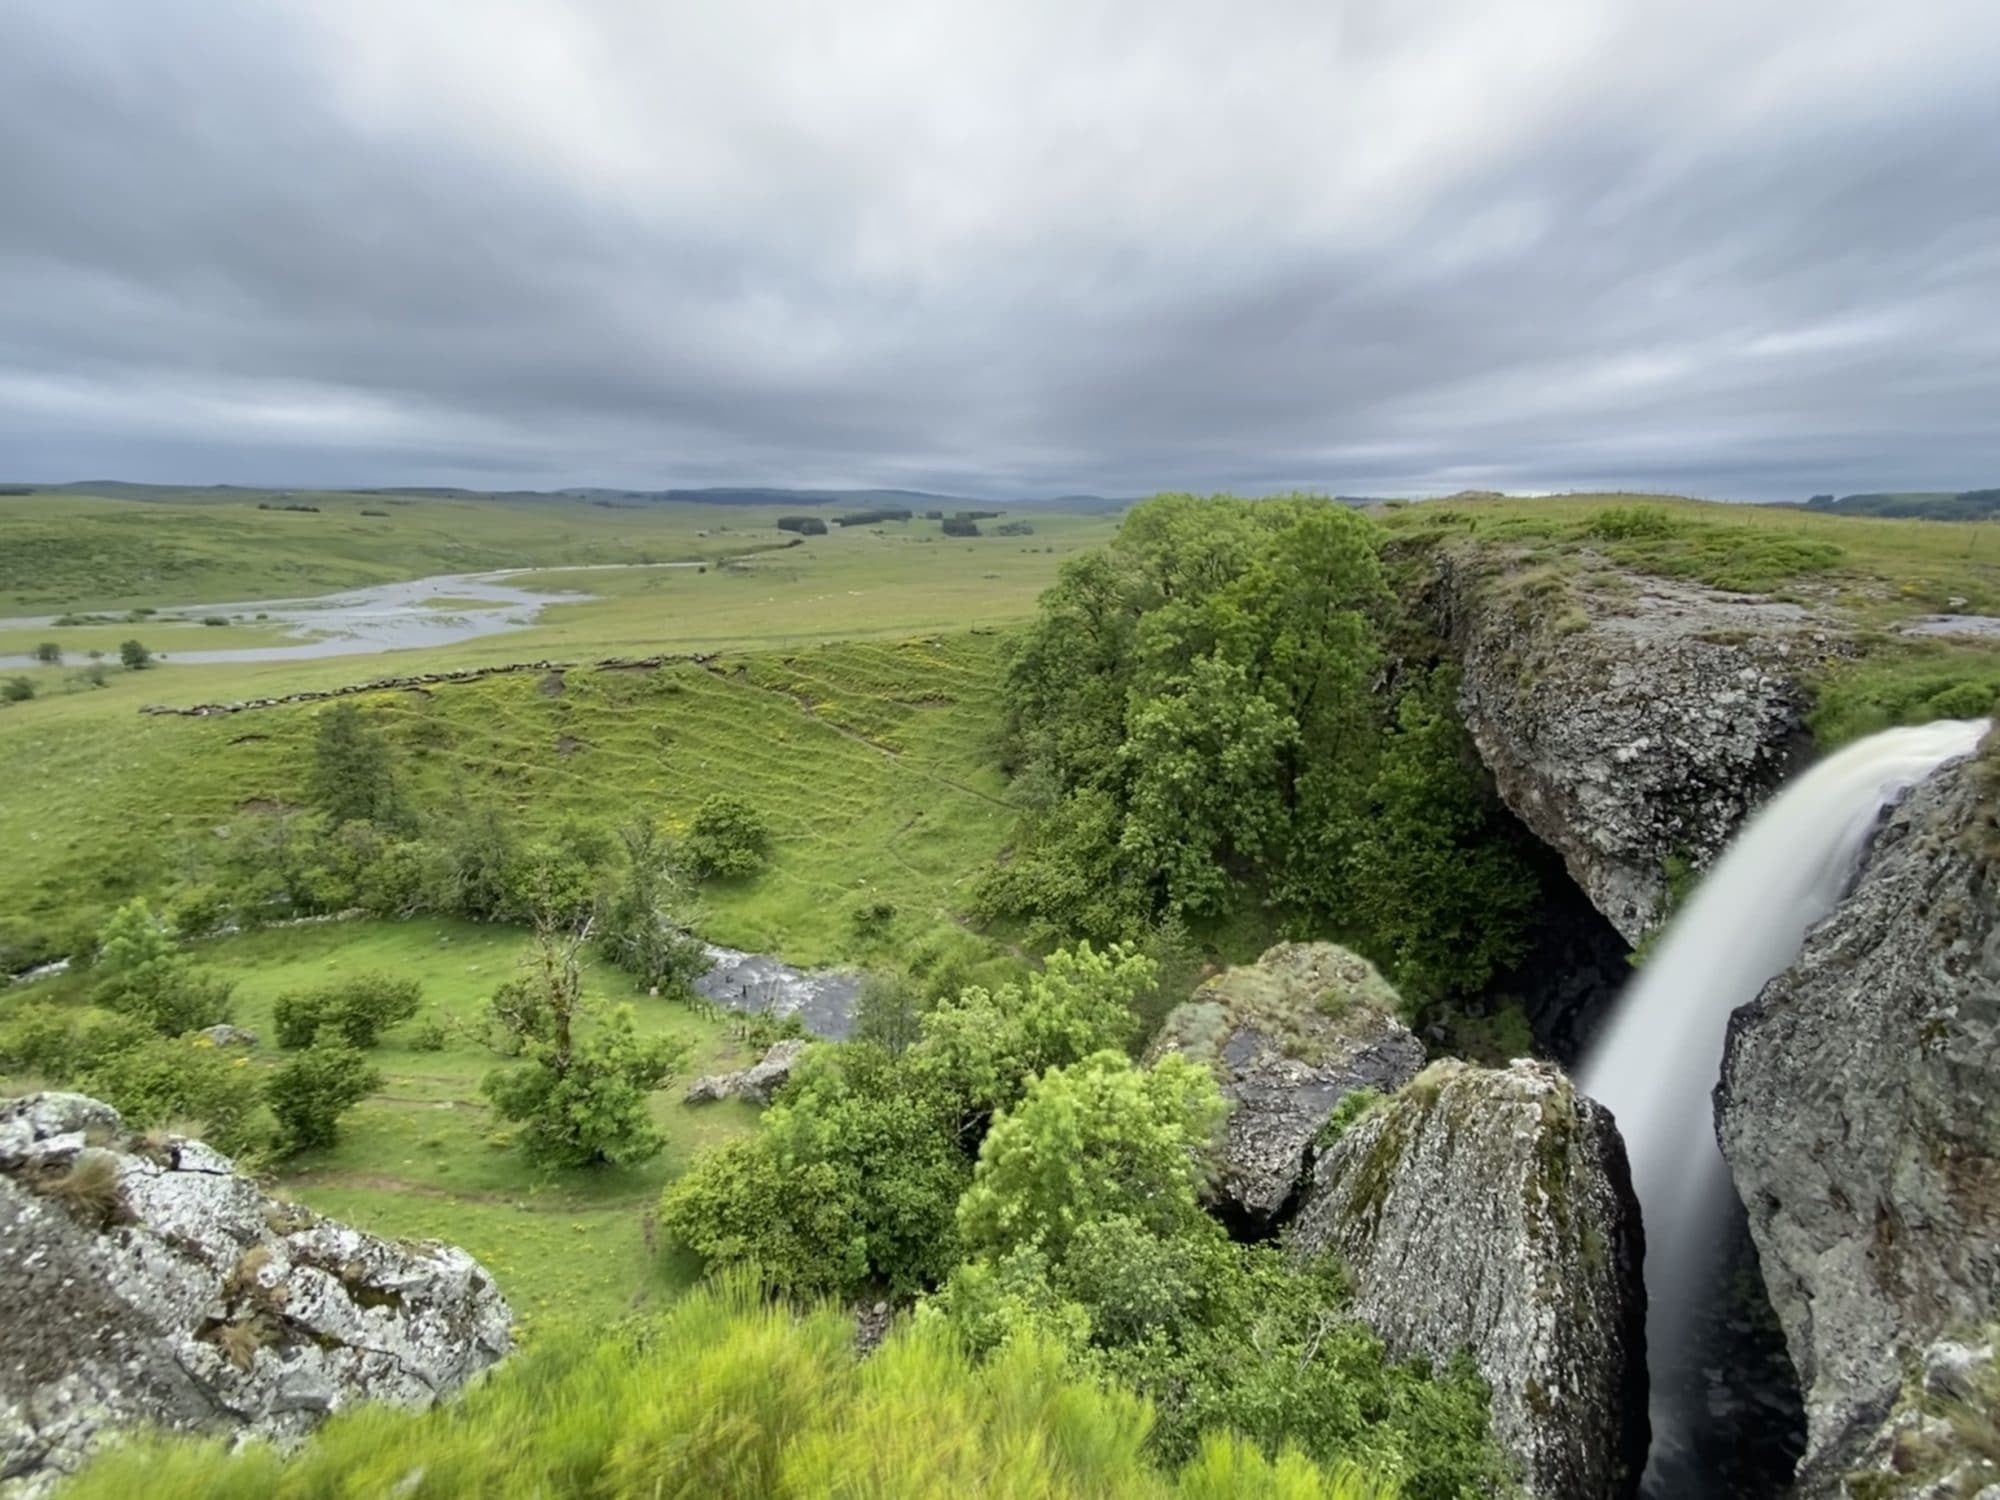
595 819 709 993
480 923 689 1168
660 1042 970 1295
684 791 773 879
271 972 422 1049
60 1277 1402 1500
88 899 236 1036
79 1036 268 1160
118 638 151 669
266 1042 382 1154
916 941 1154 1116
306 702 404 828
985 495 1536 1004
957 1052 1223 1264
662 943 1154 1297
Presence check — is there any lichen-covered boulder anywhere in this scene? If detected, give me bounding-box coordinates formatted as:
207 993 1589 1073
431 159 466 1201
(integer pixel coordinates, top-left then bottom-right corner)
684 1038 808 1106
1144 942 1423 1228
1429 544 1844 941
0 1093 512 1497
1717 748 2000 1493
1291 1059 1648 1500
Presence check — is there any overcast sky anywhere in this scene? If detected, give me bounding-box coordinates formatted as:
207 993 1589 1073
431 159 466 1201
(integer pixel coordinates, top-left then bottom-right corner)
2 1 1996 499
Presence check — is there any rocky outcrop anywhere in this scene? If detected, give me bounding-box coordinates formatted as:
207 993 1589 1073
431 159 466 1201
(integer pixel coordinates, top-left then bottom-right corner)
0 1093 512 1496
684 1039 808 1105
1144 942 1424 1229
1430 545 1845 941
1837 1332 1998 1499
1717 749 2000 1492
1291 1058 1648 1500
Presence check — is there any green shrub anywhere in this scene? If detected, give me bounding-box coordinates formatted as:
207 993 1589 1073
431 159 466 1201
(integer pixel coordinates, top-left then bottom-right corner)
118 639 152 670
1 676 34 704
408 1018 449 1052
272 973 421 1050
266 1042 382 1154
683 793 772 879
87 901 235 1036
1585 506 1682 541
79 1037 268 1160
0 1005 151 1081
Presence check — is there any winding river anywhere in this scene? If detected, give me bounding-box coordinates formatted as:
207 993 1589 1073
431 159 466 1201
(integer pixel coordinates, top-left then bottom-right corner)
0 563 702 670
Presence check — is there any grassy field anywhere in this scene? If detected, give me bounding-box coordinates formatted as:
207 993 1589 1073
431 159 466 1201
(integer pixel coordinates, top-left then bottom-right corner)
7 917 762 1328
0 488 1113 614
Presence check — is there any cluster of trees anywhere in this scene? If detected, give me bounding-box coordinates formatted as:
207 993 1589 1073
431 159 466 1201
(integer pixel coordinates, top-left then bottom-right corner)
63 1276 1410 1500
776 515 828 535
152 705 761 975
835 507 913 526
2 641 146 707
980 494 1540 1010
0 902 387 1159
658 942 1508 1492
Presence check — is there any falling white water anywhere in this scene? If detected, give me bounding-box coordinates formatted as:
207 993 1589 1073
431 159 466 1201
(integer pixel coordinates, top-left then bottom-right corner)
1579 717 1991 1464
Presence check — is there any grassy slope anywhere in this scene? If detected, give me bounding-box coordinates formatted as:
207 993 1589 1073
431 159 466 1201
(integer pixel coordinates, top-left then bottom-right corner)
11 917 759 1328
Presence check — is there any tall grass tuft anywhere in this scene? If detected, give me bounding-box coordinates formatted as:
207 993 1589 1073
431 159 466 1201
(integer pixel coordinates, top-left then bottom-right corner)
62 1273 1402 1499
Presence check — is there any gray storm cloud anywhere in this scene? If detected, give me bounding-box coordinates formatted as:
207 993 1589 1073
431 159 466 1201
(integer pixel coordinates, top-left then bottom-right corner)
1 0 1996 498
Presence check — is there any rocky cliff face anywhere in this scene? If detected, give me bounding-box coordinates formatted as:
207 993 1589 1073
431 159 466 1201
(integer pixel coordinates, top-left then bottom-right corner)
0 1093 513 1497
1291 1058 1648 1500
1717 748 2000 1493
1145 942 1424 1230
1429 544 1840 942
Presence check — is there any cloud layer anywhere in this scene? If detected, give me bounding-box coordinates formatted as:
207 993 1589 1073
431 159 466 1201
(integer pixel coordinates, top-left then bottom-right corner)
3 0 1996 498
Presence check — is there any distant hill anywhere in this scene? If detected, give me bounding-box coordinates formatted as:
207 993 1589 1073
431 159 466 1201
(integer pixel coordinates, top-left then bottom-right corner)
1801 489 2000 520
12 481 1135 512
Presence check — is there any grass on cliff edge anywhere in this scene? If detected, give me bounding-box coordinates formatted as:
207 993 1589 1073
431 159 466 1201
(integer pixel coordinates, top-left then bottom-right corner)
4 916 763 1330
1375 491 2000 620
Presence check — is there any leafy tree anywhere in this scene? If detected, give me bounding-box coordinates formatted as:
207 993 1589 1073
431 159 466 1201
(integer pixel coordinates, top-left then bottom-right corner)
986 493 1541 1005
32 642 61 664
596 818 709 992
915 941 1154 1121
267 1041 382 1153
1345 667 1540 1007
956 1050 1223 1264
430 795 519 921
308 703 404 828
850 974 924 1056
118 639 152 670
683 792 772 879
88 899 235 1036
481 919 688 1168
660 1041 970 1295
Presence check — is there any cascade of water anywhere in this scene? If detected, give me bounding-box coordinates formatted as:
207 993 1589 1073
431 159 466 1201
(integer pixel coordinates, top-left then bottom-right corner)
1578 717 1991 1481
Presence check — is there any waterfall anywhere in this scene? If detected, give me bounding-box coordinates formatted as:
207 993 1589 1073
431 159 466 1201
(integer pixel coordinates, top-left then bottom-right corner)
1578 717 1991 1480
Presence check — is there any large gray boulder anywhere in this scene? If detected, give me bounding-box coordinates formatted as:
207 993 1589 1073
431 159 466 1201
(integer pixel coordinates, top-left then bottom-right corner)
1291 1058 1648 1500
0 1093 512 1497
1145 942 1424 1228
1717 748 2000 1493
684 1038 808 1106
1429 544 1842 941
